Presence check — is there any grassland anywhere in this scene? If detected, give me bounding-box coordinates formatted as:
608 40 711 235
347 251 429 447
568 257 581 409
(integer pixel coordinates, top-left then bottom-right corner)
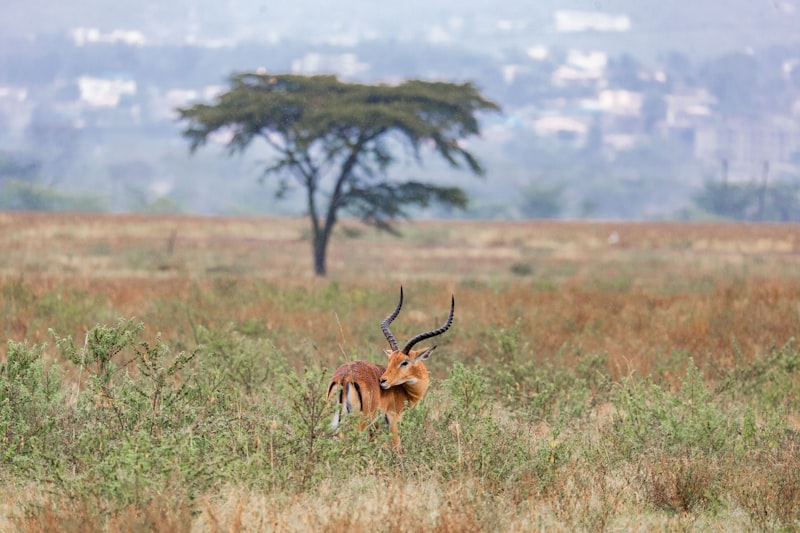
1 212 799 531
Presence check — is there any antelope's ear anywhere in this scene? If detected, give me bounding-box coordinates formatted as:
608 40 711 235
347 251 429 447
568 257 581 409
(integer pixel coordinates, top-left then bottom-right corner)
412 345 437 364
384 349 392 358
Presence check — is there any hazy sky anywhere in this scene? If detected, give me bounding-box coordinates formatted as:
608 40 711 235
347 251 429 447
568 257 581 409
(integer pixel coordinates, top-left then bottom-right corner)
3 0 797 58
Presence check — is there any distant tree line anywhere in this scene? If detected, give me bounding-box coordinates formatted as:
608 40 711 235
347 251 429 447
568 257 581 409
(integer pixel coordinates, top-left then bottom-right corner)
694 161 800 222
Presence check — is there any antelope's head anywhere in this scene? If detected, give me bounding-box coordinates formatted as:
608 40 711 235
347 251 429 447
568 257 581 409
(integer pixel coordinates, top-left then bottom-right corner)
378 287 455 390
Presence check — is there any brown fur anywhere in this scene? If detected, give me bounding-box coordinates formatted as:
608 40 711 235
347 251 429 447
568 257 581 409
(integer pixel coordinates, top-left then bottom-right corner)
328 288 453 450
327 349 432 449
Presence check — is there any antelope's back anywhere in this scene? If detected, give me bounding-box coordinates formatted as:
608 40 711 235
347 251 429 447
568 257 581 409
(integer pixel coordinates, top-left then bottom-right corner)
328 361 387 414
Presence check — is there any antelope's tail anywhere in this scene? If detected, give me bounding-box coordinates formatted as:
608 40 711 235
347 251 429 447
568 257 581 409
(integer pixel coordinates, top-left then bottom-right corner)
326 376 363 431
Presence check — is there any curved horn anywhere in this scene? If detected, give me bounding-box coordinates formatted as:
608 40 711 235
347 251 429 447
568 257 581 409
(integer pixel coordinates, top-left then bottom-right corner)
401 295 454 354
381 286 403 351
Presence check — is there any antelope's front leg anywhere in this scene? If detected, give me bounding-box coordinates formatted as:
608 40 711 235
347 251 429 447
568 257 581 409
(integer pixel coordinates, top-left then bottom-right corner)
384 412 402 450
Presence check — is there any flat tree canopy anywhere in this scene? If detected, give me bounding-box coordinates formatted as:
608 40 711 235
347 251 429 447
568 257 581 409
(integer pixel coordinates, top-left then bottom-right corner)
177 73 500 276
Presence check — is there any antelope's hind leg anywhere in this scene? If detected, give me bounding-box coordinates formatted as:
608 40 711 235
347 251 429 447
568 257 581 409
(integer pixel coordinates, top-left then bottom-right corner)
328 384 344 434
329 381 363 437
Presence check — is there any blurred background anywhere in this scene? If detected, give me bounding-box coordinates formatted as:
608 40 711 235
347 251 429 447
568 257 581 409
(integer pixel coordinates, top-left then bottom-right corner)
1 0 799 220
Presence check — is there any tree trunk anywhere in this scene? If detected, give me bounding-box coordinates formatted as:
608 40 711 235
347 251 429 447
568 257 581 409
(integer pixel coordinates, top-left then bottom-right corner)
311 223 333 276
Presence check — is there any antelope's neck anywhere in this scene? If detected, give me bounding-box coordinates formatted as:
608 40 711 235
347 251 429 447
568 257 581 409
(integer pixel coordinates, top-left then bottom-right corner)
403 366 430 408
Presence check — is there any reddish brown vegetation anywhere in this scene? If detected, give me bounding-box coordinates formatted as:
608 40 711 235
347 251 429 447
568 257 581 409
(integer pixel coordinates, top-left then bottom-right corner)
3 213 800 384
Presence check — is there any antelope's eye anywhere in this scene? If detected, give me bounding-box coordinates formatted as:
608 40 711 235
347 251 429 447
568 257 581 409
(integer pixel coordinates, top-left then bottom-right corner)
400 360 409 368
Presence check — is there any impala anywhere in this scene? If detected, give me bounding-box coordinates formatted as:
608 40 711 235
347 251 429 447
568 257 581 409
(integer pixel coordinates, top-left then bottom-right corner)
327 287 454 449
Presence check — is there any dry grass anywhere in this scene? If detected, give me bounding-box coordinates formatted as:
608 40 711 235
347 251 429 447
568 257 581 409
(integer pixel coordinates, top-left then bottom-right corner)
2 212 799 282
3 213 800 380
2 213 800 531
4 469 761 532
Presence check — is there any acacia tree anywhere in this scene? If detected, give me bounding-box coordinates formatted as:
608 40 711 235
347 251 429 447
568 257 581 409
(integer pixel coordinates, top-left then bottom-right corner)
177 73 499 276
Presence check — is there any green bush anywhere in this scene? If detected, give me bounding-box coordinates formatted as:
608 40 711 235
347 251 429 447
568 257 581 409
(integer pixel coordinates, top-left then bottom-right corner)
3 310 798 530
193 323 289 398
0 340 62 472
483 318 610 424
607 357 790 461
716 339 800 411
608 360 728 457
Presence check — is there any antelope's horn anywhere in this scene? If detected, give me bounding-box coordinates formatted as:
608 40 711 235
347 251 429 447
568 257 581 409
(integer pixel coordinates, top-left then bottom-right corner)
381 286 403 351
401 295 454 354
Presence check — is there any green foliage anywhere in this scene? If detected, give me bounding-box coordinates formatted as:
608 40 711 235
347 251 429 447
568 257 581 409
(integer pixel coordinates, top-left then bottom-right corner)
0 179 106 212
609 362 725 456
3 309 798 529
0 341 61 469
177 73 500 274
509 262 533 277
518 181 565 219
715 339 800 410
447 361 489 419
444 363 553 493
52 317 145 389
194 323 289 397
482 319 611 424
608 357 788 460
693 178 800 222
280 365 336 487
130 194 183 215
44 318 224 501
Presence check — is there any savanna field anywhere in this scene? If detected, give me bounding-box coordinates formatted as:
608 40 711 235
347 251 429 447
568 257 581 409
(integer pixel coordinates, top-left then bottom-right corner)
1 212 800 531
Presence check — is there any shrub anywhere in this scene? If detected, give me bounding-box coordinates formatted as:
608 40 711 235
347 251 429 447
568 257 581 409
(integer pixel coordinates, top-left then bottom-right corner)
3 305 797 530
608 359 745 458
193 323 290 399
0 340 62 473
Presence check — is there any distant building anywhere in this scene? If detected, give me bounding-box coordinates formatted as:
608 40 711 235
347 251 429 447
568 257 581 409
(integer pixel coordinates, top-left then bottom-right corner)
694 117 800 170
552 50 608 85
660 88 715 154
0 85 35 142
664 89 715 126
78 76 137 107
70 27 146 46
291 53 369 78
553 11 631 33
580 90 643 116
532 115 590 146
